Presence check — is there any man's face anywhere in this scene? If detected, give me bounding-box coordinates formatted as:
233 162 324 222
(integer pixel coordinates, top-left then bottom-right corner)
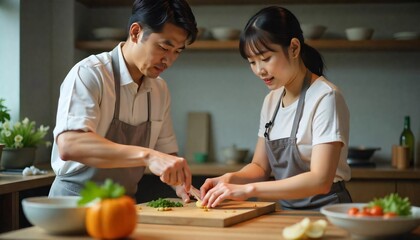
132 23 188 79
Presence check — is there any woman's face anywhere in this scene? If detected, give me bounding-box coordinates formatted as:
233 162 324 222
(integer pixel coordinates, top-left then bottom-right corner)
246 43 299 90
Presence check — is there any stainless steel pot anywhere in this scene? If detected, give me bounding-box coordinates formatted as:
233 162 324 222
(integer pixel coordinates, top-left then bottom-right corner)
347 146 381 161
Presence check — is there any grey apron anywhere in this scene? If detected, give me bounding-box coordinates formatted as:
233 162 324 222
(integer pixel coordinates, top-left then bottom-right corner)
50 47 151 197
264 70 352 210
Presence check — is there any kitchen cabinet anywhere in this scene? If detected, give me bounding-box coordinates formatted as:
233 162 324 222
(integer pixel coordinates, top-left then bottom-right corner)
345 167 420 206
0 172 55 233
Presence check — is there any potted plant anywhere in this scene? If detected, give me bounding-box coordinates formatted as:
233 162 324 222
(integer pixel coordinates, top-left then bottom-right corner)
0 117 50 169
0 98 11 163
0 98 11 123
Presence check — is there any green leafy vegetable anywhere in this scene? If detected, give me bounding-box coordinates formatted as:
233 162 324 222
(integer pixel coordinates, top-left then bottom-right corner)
367 193 412 216
78 179 126 206
147 198 183 208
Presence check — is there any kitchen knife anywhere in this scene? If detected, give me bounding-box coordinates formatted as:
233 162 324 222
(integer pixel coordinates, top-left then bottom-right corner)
189 186 202 201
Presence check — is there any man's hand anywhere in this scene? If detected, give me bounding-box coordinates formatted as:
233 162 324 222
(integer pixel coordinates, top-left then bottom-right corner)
147 151 192 192
174 185 191 203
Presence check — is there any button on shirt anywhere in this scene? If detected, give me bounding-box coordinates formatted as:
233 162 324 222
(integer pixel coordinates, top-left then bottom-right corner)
51 43 178 175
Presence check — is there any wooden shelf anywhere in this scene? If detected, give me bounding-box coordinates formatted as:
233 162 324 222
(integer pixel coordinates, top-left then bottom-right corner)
77 0 418 8
76 39 420 52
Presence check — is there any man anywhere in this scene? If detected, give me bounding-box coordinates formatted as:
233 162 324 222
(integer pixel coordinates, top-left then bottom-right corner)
49 0 197 202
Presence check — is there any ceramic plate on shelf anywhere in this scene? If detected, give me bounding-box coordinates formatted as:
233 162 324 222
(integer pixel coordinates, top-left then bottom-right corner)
393 32 420 40
321 203 420 239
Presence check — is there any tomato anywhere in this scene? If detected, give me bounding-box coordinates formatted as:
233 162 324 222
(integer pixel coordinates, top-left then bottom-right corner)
347 207 359 216
86 195 137 239
356 211 371 217
361 207 372 216
383 212 397 219
368 205 383 216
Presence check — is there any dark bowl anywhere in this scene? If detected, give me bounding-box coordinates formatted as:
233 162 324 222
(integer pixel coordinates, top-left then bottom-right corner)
347 146 381 161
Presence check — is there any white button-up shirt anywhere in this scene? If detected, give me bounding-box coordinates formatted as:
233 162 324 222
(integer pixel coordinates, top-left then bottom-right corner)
51 43 178 175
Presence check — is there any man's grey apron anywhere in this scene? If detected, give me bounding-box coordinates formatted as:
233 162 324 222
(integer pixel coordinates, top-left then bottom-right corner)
49 47 151 197
264 70 352 210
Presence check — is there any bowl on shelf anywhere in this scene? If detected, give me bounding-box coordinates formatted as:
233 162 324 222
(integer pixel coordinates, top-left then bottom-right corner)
393 31 420 40
210 27 241 41
321 203 420 239
92 27 127 40
197 27 208 40
345 27 374 41
22 196 88 234
301 24 327 40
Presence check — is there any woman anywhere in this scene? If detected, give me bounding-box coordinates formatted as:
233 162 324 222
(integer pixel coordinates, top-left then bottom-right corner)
200 6 352 210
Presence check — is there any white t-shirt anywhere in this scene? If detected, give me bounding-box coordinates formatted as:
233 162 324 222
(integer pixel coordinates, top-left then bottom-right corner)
51 43 178 175
258 76 351 182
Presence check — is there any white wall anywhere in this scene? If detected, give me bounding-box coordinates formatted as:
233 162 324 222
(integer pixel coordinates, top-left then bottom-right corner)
0 0 20 120
2 1 420 166
168 4 420 164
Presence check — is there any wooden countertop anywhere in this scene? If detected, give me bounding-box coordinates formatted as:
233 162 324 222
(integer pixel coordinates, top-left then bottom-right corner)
1 210 419 240
0 171 55 195
145 162 420 180
1 162 417 187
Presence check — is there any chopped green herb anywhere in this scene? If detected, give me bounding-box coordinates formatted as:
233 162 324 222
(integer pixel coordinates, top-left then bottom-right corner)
147 198 183 208
367 193 412 216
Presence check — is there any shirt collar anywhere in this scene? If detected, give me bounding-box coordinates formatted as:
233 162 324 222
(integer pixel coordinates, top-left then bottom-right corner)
117 43 151 93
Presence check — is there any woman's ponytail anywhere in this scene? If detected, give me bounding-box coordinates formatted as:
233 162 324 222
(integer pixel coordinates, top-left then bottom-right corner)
301 43 324 76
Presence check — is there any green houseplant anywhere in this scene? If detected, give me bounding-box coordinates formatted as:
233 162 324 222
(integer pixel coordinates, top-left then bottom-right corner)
0 98 11 123
0 117 50 169
0 98 11 165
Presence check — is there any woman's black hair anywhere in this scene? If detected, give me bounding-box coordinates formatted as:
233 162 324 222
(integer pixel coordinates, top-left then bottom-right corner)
239 6 324 76
128 0 198 45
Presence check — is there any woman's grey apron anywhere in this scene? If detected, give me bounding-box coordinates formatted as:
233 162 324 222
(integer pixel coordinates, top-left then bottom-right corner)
264 70 352 210
49 47 151 197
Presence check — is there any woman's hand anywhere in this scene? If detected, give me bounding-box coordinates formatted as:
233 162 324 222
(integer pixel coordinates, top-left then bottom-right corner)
201 182 255 208
200 174 229 199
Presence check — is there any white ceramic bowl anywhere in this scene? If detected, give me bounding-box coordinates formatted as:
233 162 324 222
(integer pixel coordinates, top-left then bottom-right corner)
321 203 420 239
393 31 420 40
197 27 207 39
22 196 88 234
210 27 241 41
345 27 374 41
92 27 127 40
301 24 327 40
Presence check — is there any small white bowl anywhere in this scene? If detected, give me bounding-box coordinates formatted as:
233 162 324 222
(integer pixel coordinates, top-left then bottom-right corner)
197 27 207 39
22 196 88 234
321 203 420 239
345 27 374 41
210 27 241 41
393 31 420 40
301 24 327 40
93 27 127 40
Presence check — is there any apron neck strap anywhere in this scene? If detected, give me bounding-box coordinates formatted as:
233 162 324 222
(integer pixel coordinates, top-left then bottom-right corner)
111 47 121 119
264 70 312 140
290 70 311 137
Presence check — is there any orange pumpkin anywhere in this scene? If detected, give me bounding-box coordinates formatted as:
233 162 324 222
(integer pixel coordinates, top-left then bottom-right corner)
86 195 136 239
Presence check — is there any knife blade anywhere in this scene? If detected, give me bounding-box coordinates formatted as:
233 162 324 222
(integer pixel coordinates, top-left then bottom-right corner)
189 186 202 201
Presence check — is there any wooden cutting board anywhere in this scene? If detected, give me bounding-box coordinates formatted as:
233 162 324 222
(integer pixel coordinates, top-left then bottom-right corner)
136 198 276 227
